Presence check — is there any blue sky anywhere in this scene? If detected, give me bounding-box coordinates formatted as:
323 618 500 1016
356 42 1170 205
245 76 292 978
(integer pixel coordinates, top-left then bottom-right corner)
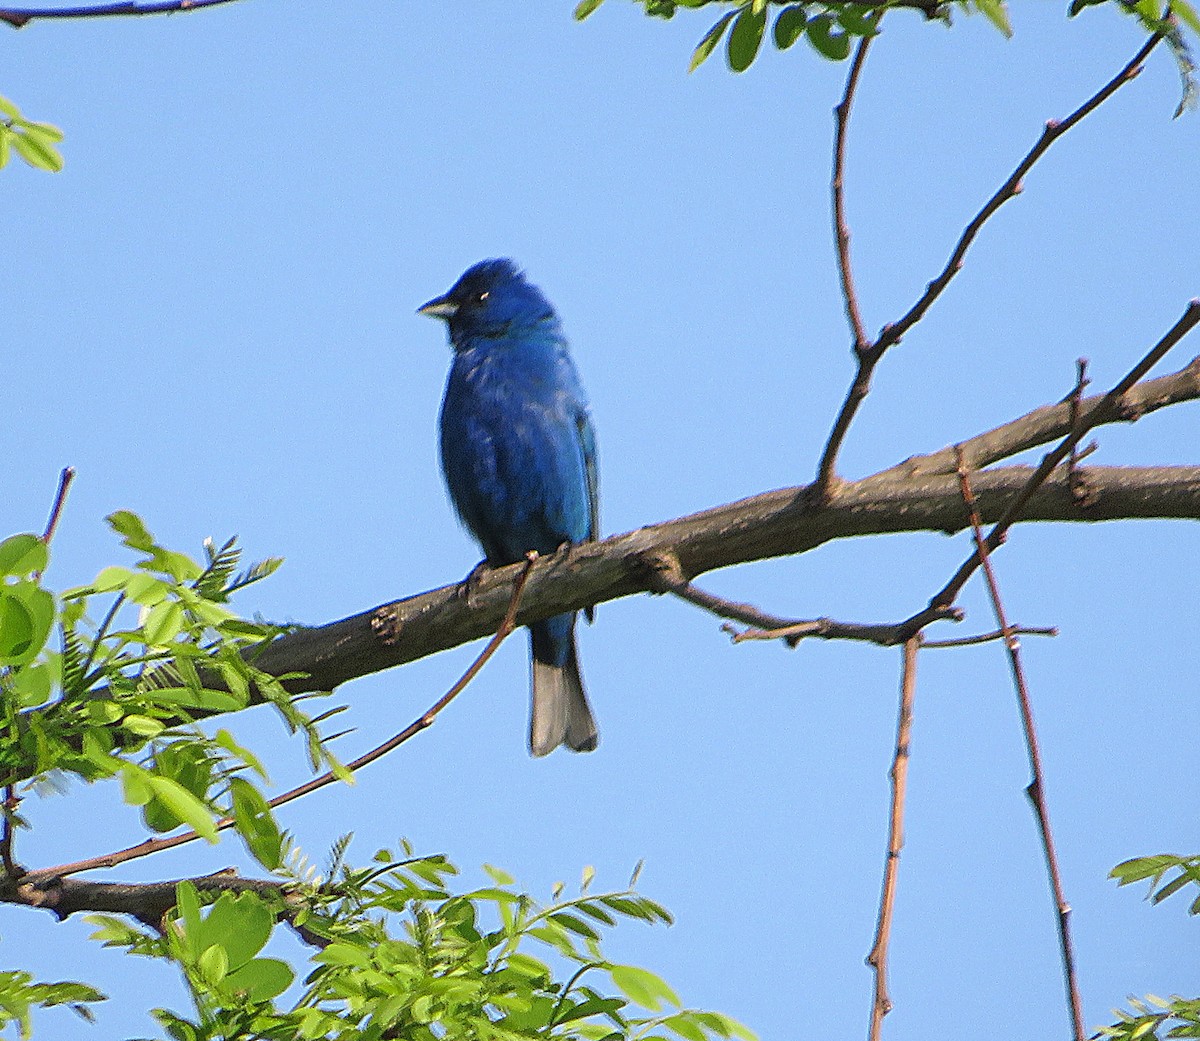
3 1 1199 1038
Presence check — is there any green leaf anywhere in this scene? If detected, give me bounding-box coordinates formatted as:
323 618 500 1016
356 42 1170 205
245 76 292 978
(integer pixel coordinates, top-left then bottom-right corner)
215 728 269 780
145 776 218 841
973 0 1012 37
1172 0 1200 34
773 5 806 49
805 13 852 60
0 585 54 665
108 511 155 552
689 11 736 72
17 119 64 143
92 566 134 592
574 0 605 19
197 943 228 984
224 958 293 1002
11 130 63 172
483 863 515 886
120 764 153 807
727 4 767 72
142 601 184 645
0 535 47 577
194 892 273 970
550 911 601 940
0 95 20 119
230 776 283 871
10 662 52 708
122 715 165 738
176 881 203 946
609 964 680 1011
0 129 10 170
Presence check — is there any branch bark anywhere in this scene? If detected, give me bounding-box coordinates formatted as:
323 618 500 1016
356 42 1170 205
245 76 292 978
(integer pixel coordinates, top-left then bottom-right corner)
255 461 1200 695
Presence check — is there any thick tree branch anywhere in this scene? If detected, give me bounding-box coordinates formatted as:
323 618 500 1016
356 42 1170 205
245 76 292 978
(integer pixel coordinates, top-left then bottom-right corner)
870 355 1200 482
250 462 1199 695
0 869 288 929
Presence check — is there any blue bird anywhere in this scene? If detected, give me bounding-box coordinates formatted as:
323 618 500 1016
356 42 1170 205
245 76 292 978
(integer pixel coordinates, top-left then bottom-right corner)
420 259 600 756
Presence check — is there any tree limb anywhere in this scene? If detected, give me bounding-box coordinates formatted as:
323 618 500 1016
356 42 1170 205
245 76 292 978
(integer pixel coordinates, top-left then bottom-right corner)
0 0 241 29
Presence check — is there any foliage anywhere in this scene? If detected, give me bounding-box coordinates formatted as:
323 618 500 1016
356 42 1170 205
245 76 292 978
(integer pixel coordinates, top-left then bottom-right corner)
573 0 1198 111
0 970 104 1040
85 844 754 1041
0 514 331 870
1111 853 1200 915
0 95 63 172
1097 996 1200 1040
1096 854 1200 1039
2 517 744 1038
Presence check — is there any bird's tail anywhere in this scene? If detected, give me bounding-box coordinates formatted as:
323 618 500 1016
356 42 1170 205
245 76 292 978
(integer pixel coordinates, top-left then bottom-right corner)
529 613 598 757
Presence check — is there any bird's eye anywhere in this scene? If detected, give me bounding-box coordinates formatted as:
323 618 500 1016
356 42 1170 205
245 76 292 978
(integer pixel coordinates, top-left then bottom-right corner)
476 291 489 303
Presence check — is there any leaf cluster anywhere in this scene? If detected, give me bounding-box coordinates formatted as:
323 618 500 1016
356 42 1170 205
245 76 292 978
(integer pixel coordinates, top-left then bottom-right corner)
86 844 754 1041
0 512 341 872
0 970 104 1040
0 95 62 172
573 0 1199 106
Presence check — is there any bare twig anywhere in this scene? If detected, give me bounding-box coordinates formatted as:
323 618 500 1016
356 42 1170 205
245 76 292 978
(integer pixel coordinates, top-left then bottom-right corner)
0 0 241 28
833 32 874 355
922 625 1057 649
917 299 1200 623
874 32 1162 355
2 467 79 876
24 554 539 882
40 466 74 546
5 869 289 928
955 450 1085 1041
815 32 879 501
813 31 1164 502
869 354 1200 482
867 636 920 1041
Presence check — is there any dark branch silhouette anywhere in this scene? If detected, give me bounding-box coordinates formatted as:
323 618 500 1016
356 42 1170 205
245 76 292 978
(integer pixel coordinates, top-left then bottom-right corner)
0 0 241 29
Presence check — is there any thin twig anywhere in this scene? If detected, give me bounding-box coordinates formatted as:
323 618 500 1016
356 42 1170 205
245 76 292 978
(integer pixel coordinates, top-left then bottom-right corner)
833 32 874 355
918 299 1200 622
815 31 878 502
0 789 17 878
24 554 539 882
813 30 1164 503
922 625 1057 649
875 32 1162 354
867 636 920 1041
0 0 241 28
1067 359 1091 501
3 467 78 875
955 449 1084 1041
40 466 74 546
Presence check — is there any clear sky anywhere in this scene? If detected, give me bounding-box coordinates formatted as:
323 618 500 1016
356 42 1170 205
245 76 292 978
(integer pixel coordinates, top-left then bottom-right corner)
3 2 1198 1038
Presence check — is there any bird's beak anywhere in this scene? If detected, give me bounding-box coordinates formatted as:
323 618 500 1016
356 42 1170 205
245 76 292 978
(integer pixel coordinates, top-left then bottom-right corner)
418 294 457 320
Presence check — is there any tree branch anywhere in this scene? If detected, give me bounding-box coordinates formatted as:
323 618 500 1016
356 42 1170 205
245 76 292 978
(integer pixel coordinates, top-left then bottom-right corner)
247 461 1199 691
0 869 288 929
873 31 1162 354
812 29 1164 500
867 636 920 1041
0 0 241 29
868 355 1199 481
954 451 1085 1041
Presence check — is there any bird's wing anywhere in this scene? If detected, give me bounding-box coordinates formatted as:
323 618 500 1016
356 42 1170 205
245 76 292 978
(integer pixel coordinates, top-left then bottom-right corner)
575 406 599 545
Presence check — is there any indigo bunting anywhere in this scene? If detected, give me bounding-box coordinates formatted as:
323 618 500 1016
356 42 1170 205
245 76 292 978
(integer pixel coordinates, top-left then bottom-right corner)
420 259 600 756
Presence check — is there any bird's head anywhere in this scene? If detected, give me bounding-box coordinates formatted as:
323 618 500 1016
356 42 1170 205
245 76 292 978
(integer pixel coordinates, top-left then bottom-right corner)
419 259 557 343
